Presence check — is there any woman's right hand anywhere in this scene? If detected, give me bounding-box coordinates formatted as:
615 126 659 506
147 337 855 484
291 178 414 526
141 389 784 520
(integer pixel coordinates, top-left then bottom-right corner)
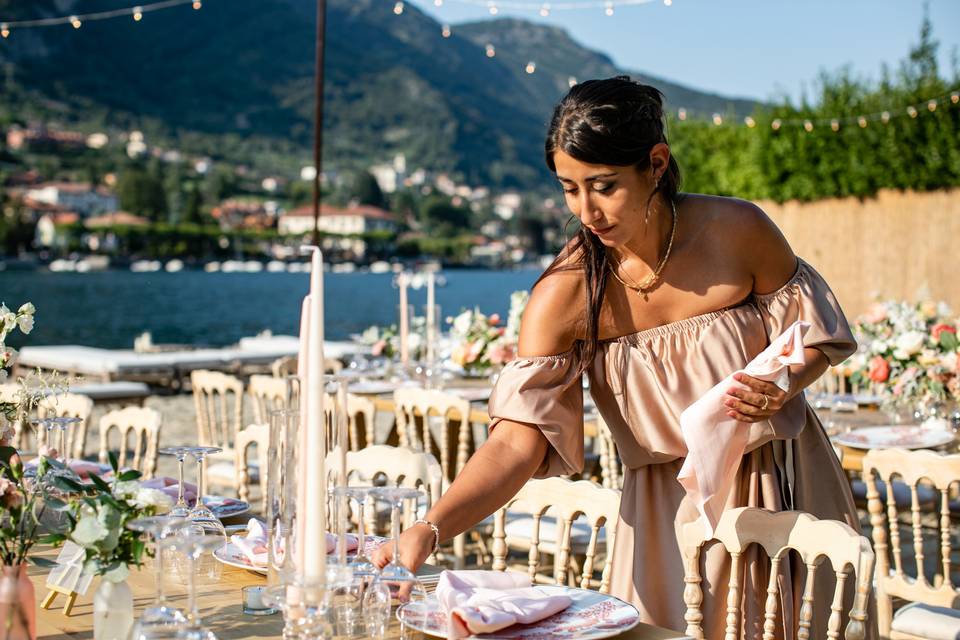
371 521 437 572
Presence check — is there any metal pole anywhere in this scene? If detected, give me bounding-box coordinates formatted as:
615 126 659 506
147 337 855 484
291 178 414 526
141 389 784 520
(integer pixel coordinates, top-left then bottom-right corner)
312 0 327 247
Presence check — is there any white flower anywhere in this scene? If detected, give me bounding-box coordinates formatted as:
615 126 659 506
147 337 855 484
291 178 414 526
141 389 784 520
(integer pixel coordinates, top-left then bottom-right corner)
894 331 925 359
16 303 35 316
133 488 173 511
940 352 958 371
0 369 6 383
72 514 110 548
406 332 423 354
452 311 472 336
113 481 140 499
360 326 380 344
102 564 130 583
1 311 15 333
16 314 33 334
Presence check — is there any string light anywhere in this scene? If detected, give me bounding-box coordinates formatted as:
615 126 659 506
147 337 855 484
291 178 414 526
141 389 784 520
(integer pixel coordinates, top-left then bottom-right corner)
771 119 782 131
525 61 536 73
677 108 687 121
485 43 496 57
881 111 891 123
952 92 959 104
434 0 443 5
539 3 550 16
744 116 756 128
604 1 614 15
488 1 499 14
568 76 577 87
664 0 672 5
441 24 451 37
0 0 206 31
858 116 868 128
927 99 937 112
712 113 722 126
803 120 814 132
192 0 201 9
907 105 918 118
394 1 404 14
830 119 839 132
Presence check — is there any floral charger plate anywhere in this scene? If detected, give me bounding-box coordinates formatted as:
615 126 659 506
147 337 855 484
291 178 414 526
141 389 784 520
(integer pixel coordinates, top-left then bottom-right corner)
396 585 641 639
832 425 955 451
213 535 389 574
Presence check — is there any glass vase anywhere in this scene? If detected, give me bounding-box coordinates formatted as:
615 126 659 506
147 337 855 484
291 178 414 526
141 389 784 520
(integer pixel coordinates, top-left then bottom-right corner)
93 576 134 640
0 564 35 640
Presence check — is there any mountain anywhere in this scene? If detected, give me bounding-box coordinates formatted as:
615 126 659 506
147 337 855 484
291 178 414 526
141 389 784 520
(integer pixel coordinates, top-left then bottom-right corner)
0 0 759 188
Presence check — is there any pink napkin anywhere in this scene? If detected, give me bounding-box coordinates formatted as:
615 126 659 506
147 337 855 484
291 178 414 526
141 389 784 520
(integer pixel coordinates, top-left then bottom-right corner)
139 477 198 505
436 570 573 639
325 532 359 554
231 518 269 566
677 320 810 536
24 458 110 480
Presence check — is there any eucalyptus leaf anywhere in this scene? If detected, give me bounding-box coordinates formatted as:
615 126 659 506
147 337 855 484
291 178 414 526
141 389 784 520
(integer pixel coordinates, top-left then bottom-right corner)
109 451 119 473
940 331 959 351
88 472 111 493
117 470 141 482
51 476 85 493
29 556 58 568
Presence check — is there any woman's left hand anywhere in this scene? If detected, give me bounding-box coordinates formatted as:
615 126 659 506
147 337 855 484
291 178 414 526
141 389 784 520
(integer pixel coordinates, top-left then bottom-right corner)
724 373 788 422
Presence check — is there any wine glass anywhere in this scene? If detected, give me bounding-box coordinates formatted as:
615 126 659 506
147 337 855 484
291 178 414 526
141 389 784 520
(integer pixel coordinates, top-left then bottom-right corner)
159 447 193 518
31 417 59 457
186 447 226 537
334 487 378 581
369 487 426 606
127 516 189 634
52 416 81 461
166 532 225 640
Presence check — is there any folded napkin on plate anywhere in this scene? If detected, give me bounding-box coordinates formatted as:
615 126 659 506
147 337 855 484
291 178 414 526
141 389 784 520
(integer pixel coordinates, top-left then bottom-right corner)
436 570 573 639
231 518 269 566
677 320 810 537
325 532 359 554
139 477 198 505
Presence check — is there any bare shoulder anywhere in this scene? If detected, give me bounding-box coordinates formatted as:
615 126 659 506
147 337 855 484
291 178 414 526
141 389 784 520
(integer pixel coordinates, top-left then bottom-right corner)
518 251 585 357
683 194 797 294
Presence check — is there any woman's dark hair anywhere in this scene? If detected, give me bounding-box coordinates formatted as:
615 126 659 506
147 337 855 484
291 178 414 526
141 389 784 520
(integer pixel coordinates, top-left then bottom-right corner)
538 76 682 376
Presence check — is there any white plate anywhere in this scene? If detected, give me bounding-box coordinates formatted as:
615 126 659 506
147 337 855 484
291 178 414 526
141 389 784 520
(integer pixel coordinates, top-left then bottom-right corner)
213 535 389 574
443 387 491 403
202 495 250 519
832 425 955 451
348 381 401 395
396 584 641 639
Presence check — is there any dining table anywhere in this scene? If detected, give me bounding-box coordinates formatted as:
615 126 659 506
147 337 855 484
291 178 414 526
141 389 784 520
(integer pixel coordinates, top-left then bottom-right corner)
27 545 690 639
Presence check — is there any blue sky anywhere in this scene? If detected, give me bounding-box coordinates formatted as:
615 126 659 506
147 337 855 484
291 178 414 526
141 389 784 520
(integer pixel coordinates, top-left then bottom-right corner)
407 0 960 102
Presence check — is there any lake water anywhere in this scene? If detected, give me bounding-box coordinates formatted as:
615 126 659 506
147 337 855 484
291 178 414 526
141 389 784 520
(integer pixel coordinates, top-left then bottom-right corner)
0 268 542 349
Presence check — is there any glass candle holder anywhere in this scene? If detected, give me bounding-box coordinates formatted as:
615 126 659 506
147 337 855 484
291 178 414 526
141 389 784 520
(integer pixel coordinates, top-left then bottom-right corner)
241 585 278 616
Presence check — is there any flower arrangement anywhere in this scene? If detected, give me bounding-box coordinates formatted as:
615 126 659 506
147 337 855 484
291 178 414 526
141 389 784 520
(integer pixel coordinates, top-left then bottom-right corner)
448 290 529 374
844 299 960 409
359 318 426 360
0 447 66 568
1 303 36 422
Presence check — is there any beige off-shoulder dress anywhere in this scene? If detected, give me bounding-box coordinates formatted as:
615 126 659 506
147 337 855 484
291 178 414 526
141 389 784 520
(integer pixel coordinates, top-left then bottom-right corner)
488 259 872 639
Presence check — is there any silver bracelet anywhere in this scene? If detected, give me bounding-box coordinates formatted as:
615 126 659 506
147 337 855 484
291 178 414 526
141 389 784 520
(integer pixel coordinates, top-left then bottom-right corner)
414 518 440 554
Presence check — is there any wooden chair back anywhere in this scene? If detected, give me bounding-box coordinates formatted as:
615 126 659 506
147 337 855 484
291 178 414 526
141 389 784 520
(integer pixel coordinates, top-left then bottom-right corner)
235 422 270 513
492 477 621 593
678 507 874 640
343 444 443 531
863 448 960 635
270 355 343 378
190 370 244 456
595 414 622 490
98 406 161 478
393 387 473 484
36 393 94 460
248 375 294 425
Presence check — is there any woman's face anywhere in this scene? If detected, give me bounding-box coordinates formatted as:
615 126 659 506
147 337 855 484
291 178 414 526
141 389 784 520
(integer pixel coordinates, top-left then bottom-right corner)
552 147 664 249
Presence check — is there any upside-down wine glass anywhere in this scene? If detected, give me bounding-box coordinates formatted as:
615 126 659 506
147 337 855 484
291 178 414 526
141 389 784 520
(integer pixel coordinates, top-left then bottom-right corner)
127 516 189 635
52 416 81 461
159 446 193 517
369 487 426 607
186 446 226 537
167 532 224 640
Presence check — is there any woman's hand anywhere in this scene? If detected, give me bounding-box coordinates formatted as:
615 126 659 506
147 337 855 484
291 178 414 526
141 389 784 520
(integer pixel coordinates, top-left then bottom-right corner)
724 372 788 422
371 521 436 572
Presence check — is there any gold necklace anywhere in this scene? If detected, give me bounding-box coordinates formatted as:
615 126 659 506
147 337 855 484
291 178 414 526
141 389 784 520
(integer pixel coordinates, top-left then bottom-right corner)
609 198 678 298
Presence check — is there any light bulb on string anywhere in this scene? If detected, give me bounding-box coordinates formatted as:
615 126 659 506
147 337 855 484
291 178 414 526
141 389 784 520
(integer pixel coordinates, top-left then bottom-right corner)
70 15 82 28
830 119 840 132
488 1 498 15
540 3 550 17
485 43 496 58
0 23 9 38
434 0 443 5
712 113 722 126
192 0 202 9
525 61 536 74
568 76 577 87
952 92 959 104
604 2 614 16
881 111 890 123
744 116 756 128
803 120 813 132
132 6 143 21
771 119 782 131
677 108 687 121
858 116 867 128
394 1 404 14
907 105 918 118
927 99 937 112
441 24 451 37
664 0 673 6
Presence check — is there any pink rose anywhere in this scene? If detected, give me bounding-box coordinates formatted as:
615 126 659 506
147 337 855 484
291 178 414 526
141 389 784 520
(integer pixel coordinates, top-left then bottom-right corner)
489 343 517 365
863 303 888 324
371 339 387 357
0 477 22 509
867 356 890 383
487 313 501 326
932 323 956 342
464 341 483 364
38 444 58 459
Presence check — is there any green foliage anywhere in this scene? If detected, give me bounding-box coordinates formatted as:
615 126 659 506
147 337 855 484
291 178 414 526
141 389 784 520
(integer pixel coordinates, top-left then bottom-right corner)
351 170 387 209
421 195 472 237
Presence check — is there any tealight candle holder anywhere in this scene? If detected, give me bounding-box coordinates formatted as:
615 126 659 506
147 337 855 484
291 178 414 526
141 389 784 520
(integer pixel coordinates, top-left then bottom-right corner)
242 585 277 616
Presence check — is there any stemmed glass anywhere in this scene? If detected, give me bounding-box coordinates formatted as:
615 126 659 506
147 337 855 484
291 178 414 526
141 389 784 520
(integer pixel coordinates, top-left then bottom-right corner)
166 533 225 640
186 446 226 537
334 486 378 581
369 487 426 607
52 416 81 460
127 516 189 635
159 447 193 517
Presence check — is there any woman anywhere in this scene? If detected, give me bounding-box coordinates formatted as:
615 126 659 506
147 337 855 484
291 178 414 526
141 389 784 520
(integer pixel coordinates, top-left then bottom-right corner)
375 76 870 638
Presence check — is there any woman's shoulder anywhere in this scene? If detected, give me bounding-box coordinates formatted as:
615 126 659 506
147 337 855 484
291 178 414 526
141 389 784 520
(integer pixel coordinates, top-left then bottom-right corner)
681 193 797 293
519 244 586 357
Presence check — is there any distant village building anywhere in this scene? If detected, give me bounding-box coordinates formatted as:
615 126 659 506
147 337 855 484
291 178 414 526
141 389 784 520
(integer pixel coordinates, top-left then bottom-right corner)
211 199 277 231
24 183 118 218
494 192 523 220
369 154 407 194
34 212 80 248
85 211 149 228
6 125 85 152
278 204 397 236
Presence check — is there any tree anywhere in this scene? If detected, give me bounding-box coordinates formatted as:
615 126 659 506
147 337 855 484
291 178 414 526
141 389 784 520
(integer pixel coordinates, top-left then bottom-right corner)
421 195 471 237
117 164 167 221
352 170 386 209
183 182 205 225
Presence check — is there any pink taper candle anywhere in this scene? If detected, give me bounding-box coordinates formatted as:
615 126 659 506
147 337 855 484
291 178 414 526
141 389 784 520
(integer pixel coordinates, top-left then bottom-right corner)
399 273 409 365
